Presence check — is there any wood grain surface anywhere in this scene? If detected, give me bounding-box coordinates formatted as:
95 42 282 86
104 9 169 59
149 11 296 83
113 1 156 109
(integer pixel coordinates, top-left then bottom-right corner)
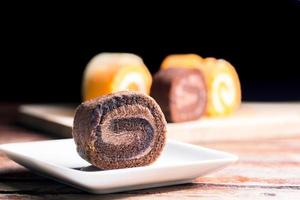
1 104 300 199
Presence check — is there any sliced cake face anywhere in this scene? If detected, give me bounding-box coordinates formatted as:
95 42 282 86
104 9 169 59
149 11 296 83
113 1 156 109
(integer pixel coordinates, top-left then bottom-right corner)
72 91 166 170
201 58 241 116
151 68 207 123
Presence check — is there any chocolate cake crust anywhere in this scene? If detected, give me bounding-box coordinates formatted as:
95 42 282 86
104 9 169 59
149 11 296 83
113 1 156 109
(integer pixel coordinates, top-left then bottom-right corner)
72 91 167 169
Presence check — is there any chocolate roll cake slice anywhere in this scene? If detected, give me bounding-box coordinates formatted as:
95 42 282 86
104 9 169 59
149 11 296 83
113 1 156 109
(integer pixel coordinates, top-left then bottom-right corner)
151 68 207 123
72 91 167 170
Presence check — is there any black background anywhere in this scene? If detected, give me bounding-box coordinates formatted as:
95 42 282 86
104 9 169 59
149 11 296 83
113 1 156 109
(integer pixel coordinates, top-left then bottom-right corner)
1 1 299 103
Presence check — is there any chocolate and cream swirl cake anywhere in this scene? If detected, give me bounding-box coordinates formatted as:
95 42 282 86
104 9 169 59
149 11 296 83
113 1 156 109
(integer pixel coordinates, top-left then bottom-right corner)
72 91 167 169
151 68 207 123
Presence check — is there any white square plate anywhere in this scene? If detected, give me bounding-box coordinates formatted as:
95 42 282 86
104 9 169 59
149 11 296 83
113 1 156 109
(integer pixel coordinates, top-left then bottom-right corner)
0 139 237 194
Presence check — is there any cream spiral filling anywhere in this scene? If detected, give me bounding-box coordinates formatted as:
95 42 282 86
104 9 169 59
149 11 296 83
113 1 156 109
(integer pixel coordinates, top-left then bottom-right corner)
212 73 236 113
99 105 155 160
116 72 147 93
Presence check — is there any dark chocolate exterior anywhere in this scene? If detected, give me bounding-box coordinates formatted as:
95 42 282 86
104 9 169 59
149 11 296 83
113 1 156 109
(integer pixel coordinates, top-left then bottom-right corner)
72 91 167 169
151 68 207 122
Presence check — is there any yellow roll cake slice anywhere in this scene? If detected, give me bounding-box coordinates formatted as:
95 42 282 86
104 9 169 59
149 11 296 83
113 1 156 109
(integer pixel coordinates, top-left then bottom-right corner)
161 54 241 116
200 57 241 116
82 53 152 101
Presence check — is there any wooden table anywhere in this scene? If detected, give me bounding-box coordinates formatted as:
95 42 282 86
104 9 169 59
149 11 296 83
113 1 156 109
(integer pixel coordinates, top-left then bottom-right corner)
1 104 300 199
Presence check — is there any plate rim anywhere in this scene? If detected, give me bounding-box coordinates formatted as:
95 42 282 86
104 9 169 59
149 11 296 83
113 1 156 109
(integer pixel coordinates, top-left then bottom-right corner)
0 139 238 193
0 138 238 173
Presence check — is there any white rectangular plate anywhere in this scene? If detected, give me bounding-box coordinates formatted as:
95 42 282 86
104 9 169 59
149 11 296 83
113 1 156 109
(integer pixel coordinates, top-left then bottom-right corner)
0 139 237 194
